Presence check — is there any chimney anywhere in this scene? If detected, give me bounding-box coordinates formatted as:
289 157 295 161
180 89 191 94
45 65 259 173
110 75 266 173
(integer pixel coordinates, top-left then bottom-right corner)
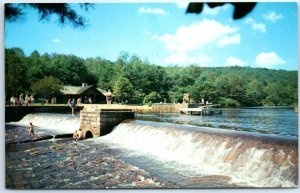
82 83 88 88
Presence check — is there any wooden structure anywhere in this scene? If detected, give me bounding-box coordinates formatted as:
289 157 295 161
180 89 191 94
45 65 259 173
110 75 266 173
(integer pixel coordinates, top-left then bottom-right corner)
59 83 107 104
180 105 222 116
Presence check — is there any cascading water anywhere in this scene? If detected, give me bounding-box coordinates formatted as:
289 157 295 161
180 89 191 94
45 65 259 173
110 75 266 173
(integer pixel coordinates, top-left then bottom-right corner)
7 113 298 188
99 120 298 187
8 113 80 135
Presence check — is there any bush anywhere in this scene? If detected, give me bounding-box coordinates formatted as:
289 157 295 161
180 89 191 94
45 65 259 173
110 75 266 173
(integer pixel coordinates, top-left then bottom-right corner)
219 97 241 108
143 92 161 105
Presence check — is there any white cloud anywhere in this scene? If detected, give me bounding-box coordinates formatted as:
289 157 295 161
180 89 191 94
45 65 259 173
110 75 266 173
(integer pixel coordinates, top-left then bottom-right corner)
217 34 240 47
252 23 266 33
256 52 286 67
138 7 168 15
244 17 267 33
52 38 60 43
225 56 247 66
203 3 230 16
176 1 189 9
263 11 283 22
155 19 240 52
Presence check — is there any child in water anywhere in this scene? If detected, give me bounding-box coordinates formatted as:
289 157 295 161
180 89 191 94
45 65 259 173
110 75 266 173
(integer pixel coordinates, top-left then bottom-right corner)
28 122 37 140
73 129 83 140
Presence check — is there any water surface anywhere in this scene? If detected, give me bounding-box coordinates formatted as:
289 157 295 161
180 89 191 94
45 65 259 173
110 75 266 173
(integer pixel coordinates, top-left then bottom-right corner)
136 108 298 138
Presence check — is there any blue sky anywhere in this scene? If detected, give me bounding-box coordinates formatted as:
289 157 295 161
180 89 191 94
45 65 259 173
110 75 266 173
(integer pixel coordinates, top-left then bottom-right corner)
5 2 299 70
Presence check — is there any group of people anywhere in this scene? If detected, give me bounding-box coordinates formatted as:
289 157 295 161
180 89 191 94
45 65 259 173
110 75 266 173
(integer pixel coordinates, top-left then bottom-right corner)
75 96 94 105
10 93 35 106
28 122 84 141
66 90 113 114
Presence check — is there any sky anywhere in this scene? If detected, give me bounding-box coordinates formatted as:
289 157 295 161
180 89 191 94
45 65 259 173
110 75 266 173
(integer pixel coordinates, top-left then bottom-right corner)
4 1 299 70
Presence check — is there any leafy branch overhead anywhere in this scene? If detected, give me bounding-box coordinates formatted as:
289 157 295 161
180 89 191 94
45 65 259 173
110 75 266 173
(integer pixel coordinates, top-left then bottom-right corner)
5 3 93 28
5 2 256 29
186 2 257 20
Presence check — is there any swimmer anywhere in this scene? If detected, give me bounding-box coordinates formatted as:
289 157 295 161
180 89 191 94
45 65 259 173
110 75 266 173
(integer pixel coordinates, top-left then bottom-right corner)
73 130 78 140
76 128 83 140
73 129 83 140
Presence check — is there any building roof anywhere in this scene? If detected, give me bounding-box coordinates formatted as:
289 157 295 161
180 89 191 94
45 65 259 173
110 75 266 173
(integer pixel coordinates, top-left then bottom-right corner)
60 86 81 95
76 85 95 94
60 84 105 95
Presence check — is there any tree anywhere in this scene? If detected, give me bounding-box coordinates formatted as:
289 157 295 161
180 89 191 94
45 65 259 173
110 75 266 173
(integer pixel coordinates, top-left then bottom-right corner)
189 72 218 103
226 75 247 105
84 57 112 89
186 2 257 20
120 55 170 103
113 76 134 103
219 97 241 108
26 50 46 84
5 3 93 28
5 48 28 97
263 83 288 106
5 47 297 106
48 54 96 85
245 80 265 106
31 76 63 101
143 92 162 106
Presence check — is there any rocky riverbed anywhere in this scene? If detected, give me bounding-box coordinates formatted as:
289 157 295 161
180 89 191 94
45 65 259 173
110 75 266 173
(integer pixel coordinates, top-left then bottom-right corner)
5 125 177 189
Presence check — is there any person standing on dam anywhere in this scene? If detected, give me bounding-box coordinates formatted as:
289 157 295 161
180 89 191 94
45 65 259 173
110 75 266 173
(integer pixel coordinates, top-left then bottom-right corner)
28 122 37 140
106 89 113 108
70 99 77 115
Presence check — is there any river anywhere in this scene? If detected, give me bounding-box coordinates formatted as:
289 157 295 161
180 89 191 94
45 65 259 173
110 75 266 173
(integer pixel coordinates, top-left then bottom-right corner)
5 108 298 188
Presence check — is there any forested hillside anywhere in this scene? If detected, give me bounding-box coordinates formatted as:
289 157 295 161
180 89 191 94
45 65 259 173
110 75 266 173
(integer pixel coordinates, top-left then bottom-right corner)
5 48 298 107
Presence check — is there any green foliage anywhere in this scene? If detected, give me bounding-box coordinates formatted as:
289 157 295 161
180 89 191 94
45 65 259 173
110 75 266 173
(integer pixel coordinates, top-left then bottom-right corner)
113 76 134 103
5 48 298 107
121 55 170 103
219 97 241 108
48 54 96 85
84 57 114 90
31 76 63 100
189 72 218 103
5 48 28 97
143 92 162 105
5 3 93 28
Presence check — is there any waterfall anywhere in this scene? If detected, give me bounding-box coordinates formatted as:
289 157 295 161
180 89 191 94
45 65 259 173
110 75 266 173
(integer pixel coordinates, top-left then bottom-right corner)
101 120 298 187
8 113 80 134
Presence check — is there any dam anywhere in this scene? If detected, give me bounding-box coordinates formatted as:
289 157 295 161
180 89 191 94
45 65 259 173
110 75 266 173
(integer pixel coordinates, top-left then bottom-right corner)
5 105 135 139
5 106 298 188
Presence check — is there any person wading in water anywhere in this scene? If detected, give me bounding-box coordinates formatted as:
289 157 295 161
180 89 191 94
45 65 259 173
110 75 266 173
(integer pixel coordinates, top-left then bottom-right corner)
28 122 37 140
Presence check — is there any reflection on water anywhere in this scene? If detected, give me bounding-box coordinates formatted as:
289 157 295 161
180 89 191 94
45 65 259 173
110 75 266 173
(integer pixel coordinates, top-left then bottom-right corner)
136 108 298 138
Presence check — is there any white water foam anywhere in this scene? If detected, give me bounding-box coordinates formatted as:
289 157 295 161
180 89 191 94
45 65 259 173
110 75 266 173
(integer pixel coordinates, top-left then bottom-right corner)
8 113 80 135
99 121 298 187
